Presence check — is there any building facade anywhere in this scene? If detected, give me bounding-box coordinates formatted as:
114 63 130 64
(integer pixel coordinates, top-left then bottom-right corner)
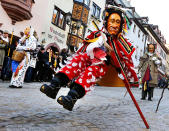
0 0 106 52
0 0 73 52
1 0 168 75
84 0 106 36
40 0 73 51
0 0 46 39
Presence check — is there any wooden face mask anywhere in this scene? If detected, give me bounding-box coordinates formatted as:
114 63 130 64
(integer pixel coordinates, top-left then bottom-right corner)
107 13 121 36
24 27 30 36
148 44 155 53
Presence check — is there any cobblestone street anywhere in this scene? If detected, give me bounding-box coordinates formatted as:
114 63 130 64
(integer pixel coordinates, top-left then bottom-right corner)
0 81 169 131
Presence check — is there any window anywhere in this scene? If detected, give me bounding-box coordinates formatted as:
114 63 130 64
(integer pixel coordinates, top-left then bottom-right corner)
51 6 66 30
74 0 90 6
164 53 166 60
138 30 141 38
52 9 59 24
78 25 85 38
58 13 64 28
74 0 83 2
133 24 136 33
92 2 101 19
71 21 78 35
84 0 90 6
148 35 150 41
160 49 163 58
140 49 143 56
150 37 152 43
142 34 144 42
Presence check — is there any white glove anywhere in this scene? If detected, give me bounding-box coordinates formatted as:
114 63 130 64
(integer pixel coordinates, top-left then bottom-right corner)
155 60 161 65
152 57 157 61
86 36 104 59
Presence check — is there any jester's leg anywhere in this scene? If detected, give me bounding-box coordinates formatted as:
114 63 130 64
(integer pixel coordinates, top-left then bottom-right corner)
57 63 108 111
57 83 85 111
148 87 153 101
40 73 70 99
40 53 90 99
141 84 146 100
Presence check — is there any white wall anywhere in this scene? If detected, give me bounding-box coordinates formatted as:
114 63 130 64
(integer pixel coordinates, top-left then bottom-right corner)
156 43 167 75
41 0 73 49
125 22 146 67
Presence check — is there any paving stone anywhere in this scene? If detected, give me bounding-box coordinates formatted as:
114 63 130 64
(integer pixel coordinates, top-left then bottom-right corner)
1 82 169 130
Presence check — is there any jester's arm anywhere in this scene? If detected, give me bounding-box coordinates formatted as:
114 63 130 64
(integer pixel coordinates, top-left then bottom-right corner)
100 32 113 53
86 35 105 59
16 36 36 51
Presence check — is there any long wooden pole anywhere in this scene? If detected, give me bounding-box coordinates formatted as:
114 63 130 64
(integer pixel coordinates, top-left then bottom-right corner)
155 87 166 113
7 29 14 57
125 84 149 129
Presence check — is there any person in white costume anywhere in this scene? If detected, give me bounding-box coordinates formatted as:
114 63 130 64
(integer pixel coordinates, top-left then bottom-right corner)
9 27 37 88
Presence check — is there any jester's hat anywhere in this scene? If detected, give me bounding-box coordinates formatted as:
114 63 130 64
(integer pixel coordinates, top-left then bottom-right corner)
102 5 131 33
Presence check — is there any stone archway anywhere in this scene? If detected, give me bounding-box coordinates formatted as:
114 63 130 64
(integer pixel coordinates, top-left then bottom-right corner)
45 42 60 53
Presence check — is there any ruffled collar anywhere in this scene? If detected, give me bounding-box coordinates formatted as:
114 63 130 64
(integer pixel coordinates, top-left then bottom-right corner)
147 52 154 56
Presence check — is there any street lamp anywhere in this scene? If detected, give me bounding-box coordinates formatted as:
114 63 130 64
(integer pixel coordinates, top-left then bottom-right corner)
66 12 71 25
76 20 81 30
66 12 82 53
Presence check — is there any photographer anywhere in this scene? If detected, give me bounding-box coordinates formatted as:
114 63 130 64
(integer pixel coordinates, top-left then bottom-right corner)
158 74 169 89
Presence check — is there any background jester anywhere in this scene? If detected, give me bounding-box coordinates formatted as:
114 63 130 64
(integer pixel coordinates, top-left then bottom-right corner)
138 43 161 101
40 6 138 111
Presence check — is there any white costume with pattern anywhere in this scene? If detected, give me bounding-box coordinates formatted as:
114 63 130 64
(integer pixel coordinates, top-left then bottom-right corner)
10 28 37 87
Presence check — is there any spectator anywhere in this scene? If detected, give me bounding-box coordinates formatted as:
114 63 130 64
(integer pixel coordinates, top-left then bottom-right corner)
36 46 46 82
158 74 168 88
0 30 9 80
60 48 68 65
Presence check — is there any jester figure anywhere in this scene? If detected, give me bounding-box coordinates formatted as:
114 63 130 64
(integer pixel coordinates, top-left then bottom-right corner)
9 27 37 88
138 43 161 101
40 6 138 111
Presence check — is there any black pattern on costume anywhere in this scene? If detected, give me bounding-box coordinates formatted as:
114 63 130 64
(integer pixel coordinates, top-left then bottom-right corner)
11 58 29 87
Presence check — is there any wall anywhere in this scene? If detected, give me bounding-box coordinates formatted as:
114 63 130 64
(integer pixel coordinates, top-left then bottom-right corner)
41 0 73 50
125 22 146 67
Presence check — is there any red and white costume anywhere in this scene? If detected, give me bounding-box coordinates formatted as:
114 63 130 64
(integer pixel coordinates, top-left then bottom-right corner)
58 31 138 93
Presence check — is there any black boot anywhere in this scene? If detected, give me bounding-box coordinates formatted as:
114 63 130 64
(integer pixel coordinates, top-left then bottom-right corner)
148 88 152 101
40 73 69 99
57 83 85 111
141 84 147 100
